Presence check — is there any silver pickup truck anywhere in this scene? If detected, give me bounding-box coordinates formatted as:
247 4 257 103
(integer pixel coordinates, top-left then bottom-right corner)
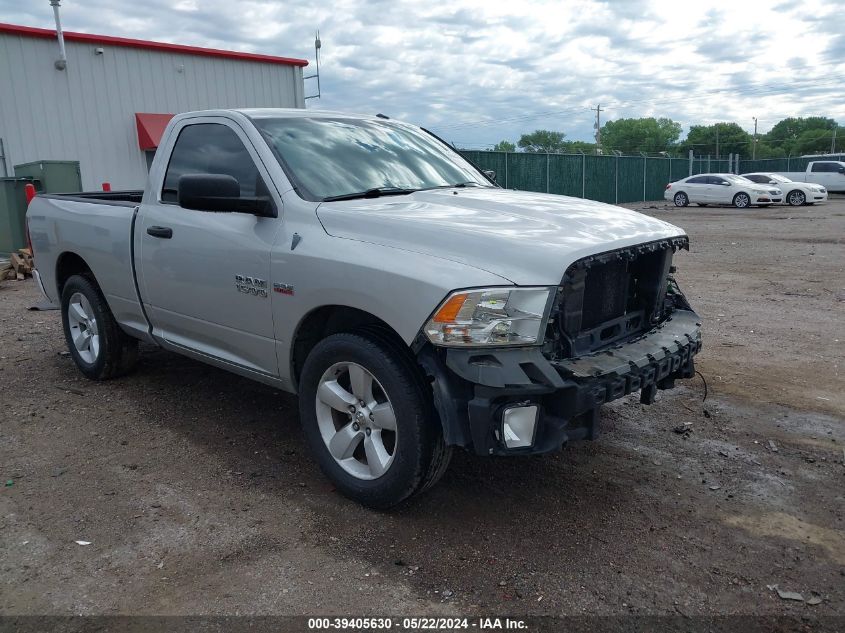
26 108 701 507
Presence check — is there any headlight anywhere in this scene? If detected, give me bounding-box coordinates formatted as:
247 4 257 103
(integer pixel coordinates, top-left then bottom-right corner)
424 287 553 347
753 189 767 195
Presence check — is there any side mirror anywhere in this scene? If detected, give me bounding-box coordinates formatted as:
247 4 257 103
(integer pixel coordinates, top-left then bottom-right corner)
769 180 778 184
838 166 845 174
482 169 497 183
721 181 731 185
178 174 276 217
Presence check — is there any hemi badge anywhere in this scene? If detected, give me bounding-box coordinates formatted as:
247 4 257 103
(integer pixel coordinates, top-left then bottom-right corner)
273 282 294 296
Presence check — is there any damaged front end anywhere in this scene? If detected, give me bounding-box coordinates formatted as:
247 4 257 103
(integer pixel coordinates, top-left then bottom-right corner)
418 236 702 456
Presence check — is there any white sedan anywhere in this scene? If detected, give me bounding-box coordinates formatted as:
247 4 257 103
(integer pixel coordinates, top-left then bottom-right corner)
740 172 827 206
664 173 782 208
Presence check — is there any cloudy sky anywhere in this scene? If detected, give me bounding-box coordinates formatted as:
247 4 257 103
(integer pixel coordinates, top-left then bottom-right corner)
2 0 844 148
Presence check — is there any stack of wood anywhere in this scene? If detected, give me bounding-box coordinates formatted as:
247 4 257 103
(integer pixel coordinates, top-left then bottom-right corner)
1 248 34 281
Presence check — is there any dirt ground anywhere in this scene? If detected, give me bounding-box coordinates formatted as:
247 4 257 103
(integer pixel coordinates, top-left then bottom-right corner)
1 197 843 619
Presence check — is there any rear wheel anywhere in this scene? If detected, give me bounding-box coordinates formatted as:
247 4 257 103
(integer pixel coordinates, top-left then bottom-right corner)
787 189 806 206
733 192 751 208
673 192 689 207
61 275 139 380
299 332 451 508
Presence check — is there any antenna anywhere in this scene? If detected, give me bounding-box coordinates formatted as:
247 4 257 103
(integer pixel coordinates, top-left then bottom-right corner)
304 30 321 100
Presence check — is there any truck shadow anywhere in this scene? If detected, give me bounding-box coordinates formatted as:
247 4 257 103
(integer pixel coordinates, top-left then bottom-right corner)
126 344 620 513
120 344 650 579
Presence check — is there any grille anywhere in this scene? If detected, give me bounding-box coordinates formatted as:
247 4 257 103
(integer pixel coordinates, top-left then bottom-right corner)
581 258 629 329
553 238 687 357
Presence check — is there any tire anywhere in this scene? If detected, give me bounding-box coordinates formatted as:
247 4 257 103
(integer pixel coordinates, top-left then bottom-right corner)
298 331 451 508
733 192 751 208
60 274 139 380
673 192 689 207
787 189 806 206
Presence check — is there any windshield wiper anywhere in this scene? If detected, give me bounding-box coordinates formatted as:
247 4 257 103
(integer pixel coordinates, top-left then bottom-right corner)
322 187 417 202
419 182 486 192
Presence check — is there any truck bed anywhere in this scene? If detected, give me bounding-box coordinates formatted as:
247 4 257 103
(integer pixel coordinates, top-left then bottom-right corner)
43 190 144 206
27 192 151 342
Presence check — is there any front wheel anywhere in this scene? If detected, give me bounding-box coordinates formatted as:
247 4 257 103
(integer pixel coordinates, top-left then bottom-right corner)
787 190 806 206
733 192 751 208
298 332 451 508
673 192 689 207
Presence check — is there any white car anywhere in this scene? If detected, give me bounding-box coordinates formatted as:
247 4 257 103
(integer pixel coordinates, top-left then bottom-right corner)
664 173 782 208
740 172 827 206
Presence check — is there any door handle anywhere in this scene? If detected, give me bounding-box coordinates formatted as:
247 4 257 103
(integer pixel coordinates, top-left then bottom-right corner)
146 226 173 239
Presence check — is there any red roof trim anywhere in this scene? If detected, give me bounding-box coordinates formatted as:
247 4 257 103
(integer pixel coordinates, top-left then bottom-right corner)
0 22 308 67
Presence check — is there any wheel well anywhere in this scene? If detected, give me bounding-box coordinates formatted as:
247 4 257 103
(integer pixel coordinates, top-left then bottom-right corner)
292 305 408 385
56 252 93 295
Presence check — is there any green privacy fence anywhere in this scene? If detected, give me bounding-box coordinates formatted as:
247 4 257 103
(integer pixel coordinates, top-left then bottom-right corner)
459 150 834 203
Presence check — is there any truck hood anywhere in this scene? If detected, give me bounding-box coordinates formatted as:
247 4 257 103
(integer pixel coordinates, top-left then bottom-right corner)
316 188 686 285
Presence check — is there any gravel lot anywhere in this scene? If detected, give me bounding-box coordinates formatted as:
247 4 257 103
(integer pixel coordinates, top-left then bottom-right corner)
1 197 843 618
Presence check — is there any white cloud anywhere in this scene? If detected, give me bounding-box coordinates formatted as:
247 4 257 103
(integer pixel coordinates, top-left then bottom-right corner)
1 0 843 148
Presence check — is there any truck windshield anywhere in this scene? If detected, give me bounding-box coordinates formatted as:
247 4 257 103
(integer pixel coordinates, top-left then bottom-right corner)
251 117 491 201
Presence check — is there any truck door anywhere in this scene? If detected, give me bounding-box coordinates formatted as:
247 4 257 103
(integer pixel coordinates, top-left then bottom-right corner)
136 120 281 377
810 161 845 192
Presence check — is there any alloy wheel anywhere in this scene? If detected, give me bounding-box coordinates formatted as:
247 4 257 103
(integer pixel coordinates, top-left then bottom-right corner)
67 292 100 364
315 362 398 480
788 190 805 206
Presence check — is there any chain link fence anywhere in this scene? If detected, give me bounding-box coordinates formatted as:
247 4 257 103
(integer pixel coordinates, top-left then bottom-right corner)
459 150 845 203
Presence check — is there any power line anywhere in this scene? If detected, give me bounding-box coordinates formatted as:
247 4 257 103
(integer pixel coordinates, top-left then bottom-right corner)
432 74 845 133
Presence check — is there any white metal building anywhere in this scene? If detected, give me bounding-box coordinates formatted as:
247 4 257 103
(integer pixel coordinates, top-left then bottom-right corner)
0 22 308 190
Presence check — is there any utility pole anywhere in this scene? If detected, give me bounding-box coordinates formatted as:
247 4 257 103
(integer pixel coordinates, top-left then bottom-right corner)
715 124 720 159
591 104 602 154
832 127 837 154
752 117 758 160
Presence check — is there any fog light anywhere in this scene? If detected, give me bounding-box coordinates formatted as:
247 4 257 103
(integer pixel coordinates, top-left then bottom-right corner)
501 404 539 449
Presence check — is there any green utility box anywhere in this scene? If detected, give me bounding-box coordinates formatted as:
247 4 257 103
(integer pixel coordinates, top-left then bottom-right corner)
0 177 35 257
14 160 82 193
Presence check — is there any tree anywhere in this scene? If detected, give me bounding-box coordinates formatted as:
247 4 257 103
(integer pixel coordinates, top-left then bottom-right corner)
751 142 787 159
793 128 840 155
493 140 515 152
599 117 681 154
680 122 750 158
517 130 567 153
763 117 839 155
560 140 598 153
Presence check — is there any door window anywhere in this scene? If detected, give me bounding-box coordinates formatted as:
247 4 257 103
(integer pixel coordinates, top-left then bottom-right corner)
161 123 265 203
811 162 836 173
686 176 708 184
